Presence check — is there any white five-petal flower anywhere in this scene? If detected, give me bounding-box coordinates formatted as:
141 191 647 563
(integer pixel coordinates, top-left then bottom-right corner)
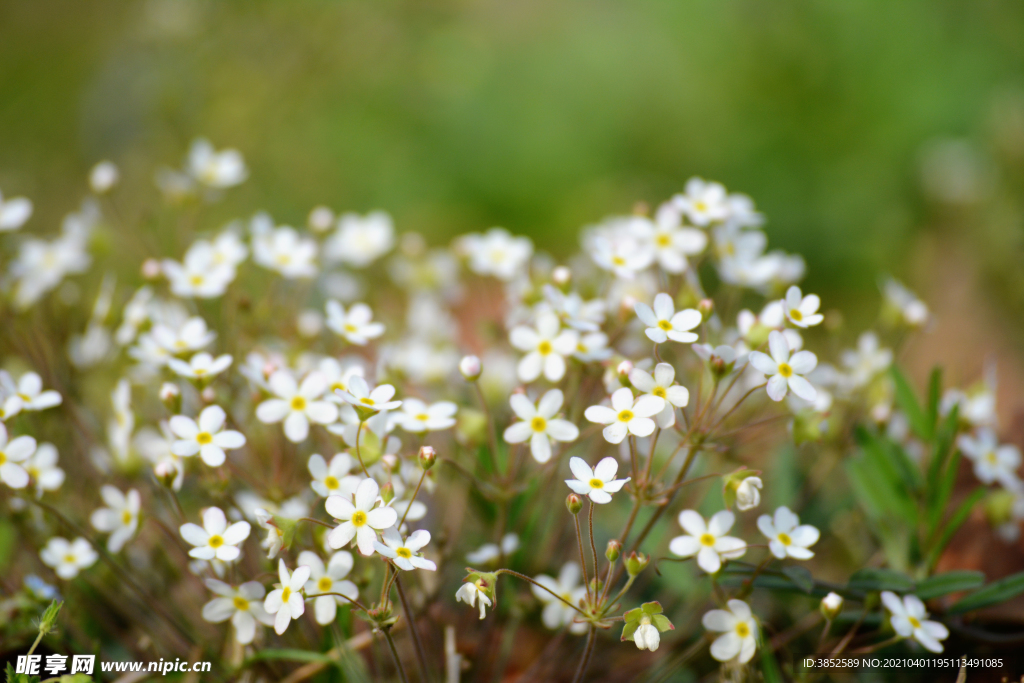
532 562 587 633
584 387 665 444
455 581 492 620
565 456 630 504
668 510 746 574
397 398 458 433
782 285 823 328
374 527 437 571
7 372 62 411
326 478 399 556
748 330 817 402
308 453 361 498
509 311 579 383
881 591 949 653
40 537 98 580
634 293 702 344
958 429 1022 489
297 550 359 625
167 352 233 380
256 370 339 443
202 579 274 644
503 389 579 463
90 485 141 553
757 506 820 560
325 301 386 345
170 405 246 467
24 443 64 498
0 188 33 231
335 376 402 415
0 423 35 489
264 559 312 635
703 599 758 664
629 362 690 428
180 507 251 561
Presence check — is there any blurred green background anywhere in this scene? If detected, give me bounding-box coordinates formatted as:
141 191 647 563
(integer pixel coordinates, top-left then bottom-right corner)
2 0 1023 308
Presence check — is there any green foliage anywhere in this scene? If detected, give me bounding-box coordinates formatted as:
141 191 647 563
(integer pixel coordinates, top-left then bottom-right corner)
948 571 1024 615
913 570 985 600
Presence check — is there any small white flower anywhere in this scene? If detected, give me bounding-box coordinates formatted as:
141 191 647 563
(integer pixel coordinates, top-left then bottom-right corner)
634 293 702 344
202 579 274 644
40 537 98 580
108 379 134 464
669 510 746 573
180 507 251 561
255 509 284 560
841 332 893 388
748 330 817 402
572 332 613 363
0 373 23 422
326 478 399 556
162 244 236 299
703 599 758 664
335 376 402 416
256 370 339 443
264 559 312 635
757 506 819 559
565 456 630 504
588 230 654 279
673 178 730 226
645 202 708 273
374 527 437 571
297 550 359 624
187 139 248 188
0 423 34 489
24 443 64 498
629 363 689 428
307 453 361 498
503 389 579 463
6 372 62 411
167 352 233 380
782 286 824 328
821 592 844 619
324 211 395 267
325 301 385 345
958 429 1021 488
459 228 533 281
0 188 33 231
252 224 317 279
883 278 930 327
532 562 587 633
89 161 120 194
509 312 578 383
170 405 246 467
634 616 661 651
90 486 141 552
735 477 763 511
466 533 519 565
455 581 492 620
881 591 949 653
397 398 458 433
584 387 665 444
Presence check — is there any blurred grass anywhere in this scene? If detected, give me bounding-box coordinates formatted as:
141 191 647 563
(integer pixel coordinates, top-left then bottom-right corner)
1 0 1022 305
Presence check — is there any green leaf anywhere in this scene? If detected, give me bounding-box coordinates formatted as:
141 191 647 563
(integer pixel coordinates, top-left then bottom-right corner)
847 568 915 593
948 571 1024 615
782 565 814 594
914 571 986 600
926 367 942 436
846 435 918 526
926 405 960 531
760 631 784 683
621 621 639 642
244 649 338 665
891 366 931 439
926 487 986 571
651 614 674 631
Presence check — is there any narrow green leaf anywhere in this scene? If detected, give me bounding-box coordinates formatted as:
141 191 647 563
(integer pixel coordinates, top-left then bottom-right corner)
914 571 986 600
949 571 1024 615
782 565 815 594
847 568 915 593
926 487 986 571
760 633 784 683
926 405 960 529
927 367 942 436
244 649 337 664
890 366 930 439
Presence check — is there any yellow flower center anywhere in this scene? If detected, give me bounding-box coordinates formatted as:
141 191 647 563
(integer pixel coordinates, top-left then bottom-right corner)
233 596 249 610
276 254 292 266
778 362 793 378
589 478 604 489
196 432 213 444
790 309 803 321
174 340 188 349
700 533 716 547
324 475 340 490
617 409 634 422
344 323 358 333
208 535 224 548
985 452 997 464
611 255 626 266
656 233 672 247
290 396 307 410
0 452 6 465
352 510 367 527
531 416 547 432
331 382 347 393
416 413 430 421
735 622 750 637
360 397 375 405
64 554 76 563
122 510 133 525
657 320 673 331
318 576 333 592
190 275 204 286
908 616 921 628
281 586 292 601
694 200 708 213
778 533 792 546
28 465 39 477
652 387 666 398
537 340 553 355
397 547 412 559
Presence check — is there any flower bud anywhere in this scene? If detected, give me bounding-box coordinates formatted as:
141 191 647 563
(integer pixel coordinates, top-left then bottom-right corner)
141 258 162 279
380 482 395 504
552 266 572 289
308 205 335 232
159 382 181 413
38 599 63 635
735 476 763 511
459 355 482 381
605 540 622 562
616 360 634 387
296 310 324 338
89 161 119 194
821 592 844 620
697 298 714 320
625 551 649 577
566 493 583 515
154 461 179 488
200 386 216 403
419 445 437 471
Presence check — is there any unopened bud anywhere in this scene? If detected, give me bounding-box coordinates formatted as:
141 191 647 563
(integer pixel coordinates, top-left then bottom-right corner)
89 161 119 194
419 445 437 471
141 258 162 279
697 298 714 320
625 551 649 577
606 540 622 562
617 360 634 386
308 205 335 232
552 266 572 289
566 493 583 515
459 355 482 381
821 592 844 620
38 599 63 635
200 386 216 403
154 461 179 488
380 482 395 504
159 382 181 413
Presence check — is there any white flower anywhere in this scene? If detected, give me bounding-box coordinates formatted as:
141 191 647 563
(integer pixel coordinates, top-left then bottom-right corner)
455 581 492 620
0 423 35 489
297 550 359 624
572 332 613 363
782 285 824 328
167 352 233 380
89 161 119 193
735 477 763 511
841 332 893 387
703 599 758 664
543 285 606 333
673 178 730 226
629 363 689 428
40 537 97 580
162 243 236 299
0 373 23 422
634 293 702 344
170 405 246 467
180 507 251 561
308 453 361 498
255 509 284 559
883 278 929 327
748 330 817 402
565 456 630 504
324 211 395 267
757 506 820 560
335 376 402 416
9 211 92 309
466 533 519 565
668 510 746 573
326 478 399 556
325 301 385 345
509 312 578 383
374 527 437 571
532 562 587 633
881 592 949 653
645 202 708 273
460 228 533 281
187 139 248 188
634 616 661 651
503 389 579 463
90 486 140 553
202 579 274 644
397 398 457 433
958 429 1021 488
252 224 317 278
587 228 654 279
256 370 339 443
108 379 134 464
264 559 312 635
0 189 33 231
821 592 844 619
5 372 62 411
584 387 665 444
24 443 64 498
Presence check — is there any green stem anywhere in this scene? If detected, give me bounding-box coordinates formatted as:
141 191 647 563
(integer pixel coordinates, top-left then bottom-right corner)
570 626 596 683
382 628 411 683
398 469 427 529
354 422 370 477
495 570 588 616
395 575 432 683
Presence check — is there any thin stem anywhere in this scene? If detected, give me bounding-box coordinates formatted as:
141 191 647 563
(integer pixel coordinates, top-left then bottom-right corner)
850 634 903 654
382 628 411 683
708 383 766 434
299 517 334 528
305 592 370 613
570 626 596 683
494 570 588 616
25 631 45 657
573 514 592 601
399 469 427 529
354 422 371 477
394 575 431 683
587 503 598 597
